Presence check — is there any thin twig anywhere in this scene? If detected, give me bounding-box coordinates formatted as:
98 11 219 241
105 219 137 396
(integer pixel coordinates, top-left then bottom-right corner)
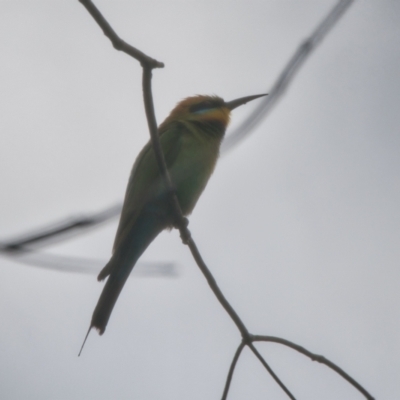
0 204 122 252
221 0 355 152
221 341 246 400
253 335 375 400
2 250 177 277
141 67 186 228
78 0 163 68
248 342 296 400
186 238 250 339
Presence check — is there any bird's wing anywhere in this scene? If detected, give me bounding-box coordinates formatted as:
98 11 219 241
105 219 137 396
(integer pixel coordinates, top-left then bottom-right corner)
112 125 183 253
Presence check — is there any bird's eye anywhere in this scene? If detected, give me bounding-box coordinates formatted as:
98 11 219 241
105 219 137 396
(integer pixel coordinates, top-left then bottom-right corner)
189 101 215 114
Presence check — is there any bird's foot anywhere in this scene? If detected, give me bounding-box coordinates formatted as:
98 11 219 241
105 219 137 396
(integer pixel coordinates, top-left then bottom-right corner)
173 217 191 244
180 227 191 245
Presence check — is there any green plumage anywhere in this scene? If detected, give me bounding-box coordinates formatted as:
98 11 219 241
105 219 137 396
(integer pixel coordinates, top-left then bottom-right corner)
112 119 223 256
92 100 225 334
81 93 265 346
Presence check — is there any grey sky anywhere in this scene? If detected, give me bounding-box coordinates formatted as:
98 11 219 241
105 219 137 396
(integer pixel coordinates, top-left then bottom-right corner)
0 1 399 399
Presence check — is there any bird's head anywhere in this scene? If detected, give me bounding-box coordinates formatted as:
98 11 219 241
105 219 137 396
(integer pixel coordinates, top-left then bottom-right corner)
159 94 266 134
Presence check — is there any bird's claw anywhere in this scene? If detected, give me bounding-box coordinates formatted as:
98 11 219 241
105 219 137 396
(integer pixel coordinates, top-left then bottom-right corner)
180 227 191 245
173 217 191 244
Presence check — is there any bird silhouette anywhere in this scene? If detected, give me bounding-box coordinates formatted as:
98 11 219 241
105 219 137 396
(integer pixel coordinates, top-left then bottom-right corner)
79 93 266 355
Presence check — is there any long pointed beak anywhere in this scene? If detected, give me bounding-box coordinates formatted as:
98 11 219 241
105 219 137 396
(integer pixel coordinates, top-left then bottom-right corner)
225 94 267 110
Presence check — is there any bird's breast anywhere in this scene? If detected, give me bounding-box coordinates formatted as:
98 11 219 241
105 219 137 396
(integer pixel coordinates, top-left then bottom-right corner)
170 129 221 216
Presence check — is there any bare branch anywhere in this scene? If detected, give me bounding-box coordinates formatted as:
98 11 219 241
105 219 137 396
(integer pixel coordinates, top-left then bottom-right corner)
248 342 296 400
141 67 186 228
78 0 163 68
221 341 245 400
0 203 122 252
187 238 251 339
221 0 355 153
253 335 375 400
1 250 178 277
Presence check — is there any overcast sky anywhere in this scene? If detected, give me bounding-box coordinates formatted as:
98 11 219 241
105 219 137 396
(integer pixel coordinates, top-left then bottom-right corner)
0 1 399 399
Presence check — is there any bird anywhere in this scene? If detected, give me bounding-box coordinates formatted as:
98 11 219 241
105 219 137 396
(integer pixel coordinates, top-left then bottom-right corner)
79 93 266 354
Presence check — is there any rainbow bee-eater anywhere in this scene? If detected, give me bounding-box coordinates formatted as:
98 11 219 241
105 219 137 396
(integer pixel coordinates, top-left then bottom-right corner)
80 93 265 352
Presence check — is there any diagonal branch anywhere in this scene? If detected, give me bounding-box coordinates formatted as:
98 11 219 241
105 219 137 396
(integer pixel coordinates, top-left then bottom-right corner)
221 0 355 152
0 203 122 252
186 239 250 338
78 0 163 68
253 335 375 400
2 249 177 277
248 342 296 400
221 341 246 400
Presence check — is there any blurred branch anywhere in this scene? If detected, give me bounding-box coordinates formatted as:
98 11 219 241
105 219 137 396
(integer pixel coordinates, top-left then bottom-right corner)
0 203 122 252
1 249 178 277
0 202 177 277
221 0 355 152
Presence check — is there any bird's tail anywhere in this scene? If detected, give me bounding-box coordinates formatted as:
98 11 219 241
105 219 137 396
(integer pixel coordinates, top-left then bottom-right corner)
91 255 135 335
90 212 165 335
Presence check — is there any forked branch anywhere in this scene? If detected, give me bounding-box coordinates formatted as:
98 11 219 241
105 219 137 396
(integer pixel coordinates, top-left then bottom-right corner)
75 1 373 400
